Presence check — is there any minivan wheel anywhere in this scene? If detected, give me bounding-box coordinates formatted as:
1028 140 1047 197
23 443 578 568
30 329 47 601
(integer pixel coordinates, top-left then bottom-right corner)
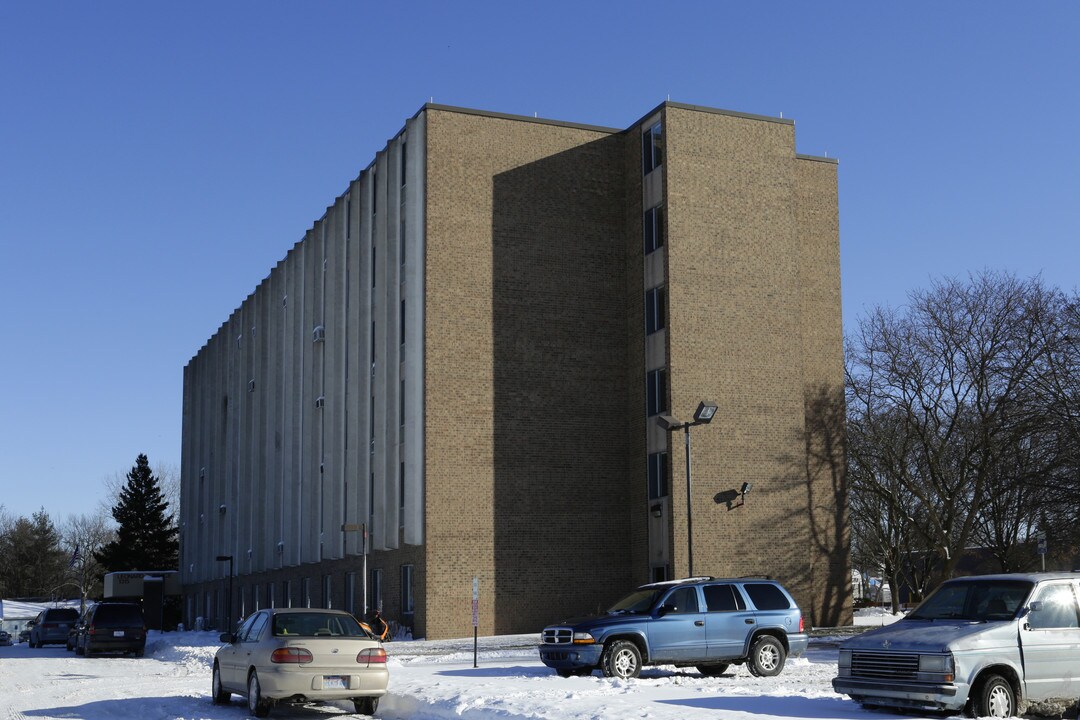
972 674 1015 718
247 670 271 717
747 636 786 677
601 640 642 679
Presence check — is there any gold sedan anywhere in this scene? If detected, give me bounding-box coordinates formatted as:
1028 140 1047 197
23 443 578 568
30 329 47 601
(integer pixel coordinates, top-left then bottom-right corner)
212 607 388 717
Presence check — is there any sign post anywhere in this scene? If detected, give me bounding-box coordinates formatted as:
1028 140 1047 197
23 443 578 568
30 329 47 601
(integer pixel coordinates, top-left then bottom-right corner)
1037 532 1047 571
472 577 479 668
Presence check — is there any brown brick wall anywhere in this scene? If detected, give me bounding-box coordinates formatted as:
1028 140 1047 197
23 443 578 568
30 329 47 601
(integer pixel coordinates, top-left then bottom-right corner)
796 157 851 626
424 109 636 638
661 106 846 623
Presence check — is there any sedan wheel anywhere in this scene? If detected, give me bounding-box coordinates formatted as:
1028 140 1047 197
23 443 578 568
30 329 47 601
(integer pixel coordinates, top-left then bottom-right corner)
247 670 271 717
211 663 230 704
353 696 379 716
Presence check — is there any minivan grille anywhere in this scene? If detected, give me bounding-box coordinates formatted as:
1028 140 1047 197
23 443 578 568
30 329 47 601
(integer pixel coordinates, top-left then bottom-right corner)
542 628 572 645
851 651 920 679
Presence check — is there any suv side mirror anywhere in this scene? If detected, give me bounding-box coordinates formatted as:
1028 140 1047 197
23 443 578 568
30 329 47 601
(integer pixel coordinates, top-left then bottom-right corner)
656 604 674 618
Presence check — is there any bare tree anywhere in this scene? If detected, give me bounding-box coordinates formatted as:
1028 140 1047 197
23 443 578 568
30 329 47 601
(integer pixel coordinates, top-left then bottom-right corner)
61 511 116 610
99 459 181 519
847 271 1075 593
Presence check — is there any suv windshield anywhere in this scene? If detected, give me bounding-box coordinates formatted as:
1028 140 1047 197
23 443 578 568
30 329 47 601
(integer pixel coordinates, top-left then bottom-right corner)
908 579 1033 621
608 587 664 614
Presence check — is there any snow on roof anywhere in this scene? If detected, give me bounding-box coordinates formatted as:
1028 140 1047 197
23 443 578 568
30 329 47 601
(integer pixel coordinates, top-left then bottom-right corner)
0 598 82 619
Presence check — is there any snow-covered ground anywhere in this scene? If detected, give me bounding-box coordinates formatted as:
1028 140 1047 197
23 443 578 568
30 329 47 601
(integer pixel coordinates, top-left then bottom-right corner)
0 620 935 720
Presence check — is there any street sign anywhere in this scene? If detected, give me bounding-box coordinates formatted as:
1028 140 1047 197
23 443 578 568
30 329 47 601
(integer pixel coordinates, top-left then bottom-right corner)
1037 532 1047 555
472 577 479 627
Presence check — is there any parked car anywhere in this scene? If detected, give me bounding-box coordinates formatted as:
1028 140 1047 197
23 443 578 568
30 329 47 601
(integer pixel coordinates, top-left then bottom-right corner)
29 608 80 648
212 607 388 717
0 629 12 646
18 623 33 643
833 572 1080 718
75 602 146 657
538 576 808 679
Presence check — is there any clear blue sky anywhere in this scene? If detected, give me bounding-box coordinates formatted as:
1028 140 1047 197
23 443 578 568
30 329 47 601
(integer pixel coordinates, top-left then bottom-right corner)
2 2 1078 522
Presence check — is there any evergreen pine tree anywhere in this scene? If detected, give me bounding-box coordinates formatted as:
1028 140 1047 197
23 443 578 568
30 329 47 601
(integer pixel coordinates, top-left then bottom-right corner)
95 454 179 572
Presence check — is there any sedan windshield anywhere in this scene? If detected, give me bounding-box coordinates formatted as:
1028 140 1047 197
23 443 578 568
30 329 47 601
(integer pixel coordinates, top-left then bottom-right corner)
608 588 664 614
908 579 1033 621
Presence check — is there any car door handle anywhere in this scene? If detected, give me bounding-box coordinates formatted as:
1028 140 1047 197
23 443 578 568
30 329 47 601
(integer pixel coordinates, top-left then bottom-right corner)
695 620 705 626
745 619 755 624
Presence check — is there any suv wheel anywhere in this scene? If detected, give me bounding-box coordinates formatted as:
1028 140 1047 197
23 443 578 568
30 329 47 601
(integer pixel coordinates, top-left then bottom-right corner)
696 663 730 677
747 635 786 677
601 640 642 680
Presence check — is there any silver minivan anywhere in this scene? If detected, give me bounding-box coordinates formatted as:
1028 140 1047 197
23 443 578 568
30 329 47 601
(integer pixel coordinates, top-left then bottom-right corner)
833 572 1080 718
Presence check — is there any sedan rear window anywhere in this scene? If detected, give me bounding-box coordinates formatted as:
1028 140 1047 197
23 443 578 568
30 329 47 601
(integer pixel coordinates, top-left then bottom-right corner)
272 612 366 637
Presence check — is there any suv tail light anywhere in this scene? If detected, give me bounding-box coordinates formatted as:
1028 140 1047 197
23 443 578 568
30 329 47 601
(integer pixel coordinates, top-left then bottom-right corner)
357 647 387 665
799 616 804 632
271 647 313 663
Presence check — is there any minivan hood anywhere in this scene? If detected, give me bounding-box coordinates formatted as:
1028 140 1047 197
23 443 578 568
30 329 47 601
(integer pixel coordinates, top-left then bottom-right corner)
842 618 1017 653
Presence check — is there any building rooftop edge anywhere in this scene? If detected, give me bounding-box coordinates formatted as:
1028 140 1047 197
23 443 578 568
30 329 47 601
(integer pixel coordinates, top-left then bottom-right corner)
796 153 839 165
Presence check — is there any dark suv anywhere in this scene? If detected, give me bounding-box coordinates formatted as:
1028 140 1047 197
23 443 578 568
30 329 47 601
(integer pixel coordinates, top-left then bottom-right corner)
29 608 80 648
539 576 808 679
76 602 146 657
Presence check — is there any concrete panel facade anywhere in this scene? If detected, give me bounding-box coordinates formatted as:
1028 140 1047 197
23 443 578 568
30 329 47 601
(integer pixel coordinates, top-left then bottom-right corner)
181 100 849 639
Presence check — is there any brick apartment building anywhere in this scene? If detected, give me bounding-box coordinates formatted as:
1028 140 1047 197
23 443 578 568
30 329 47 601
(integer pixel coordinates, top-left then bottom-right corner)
180 100 849 639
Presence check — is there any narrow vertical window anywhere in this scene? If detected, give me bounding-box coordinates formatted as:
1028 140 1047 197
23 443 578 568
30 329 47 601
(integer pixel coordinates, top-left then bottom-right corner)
399 460 405 524
648 451 669 499
322 574 332 609
401 565 414 618
642 121 663 174
644 206 665 254
645 286 666 335
301 577 311 608
370 568 383 613
400 299 406 345
346 572 357 615
400 140 407 187
646 368 668 416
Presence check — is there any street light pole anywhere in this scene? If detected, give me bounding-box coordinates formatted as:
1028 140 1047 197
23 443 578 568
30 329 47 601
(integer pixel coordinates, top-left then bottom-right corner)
683 423 694 577
216 555 233 631
657 401 717 579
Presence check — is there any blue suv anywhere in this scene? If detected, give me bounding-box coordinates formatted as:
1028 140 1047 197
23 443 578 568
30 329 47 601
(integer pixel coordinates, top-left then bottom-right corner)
539 576 808 679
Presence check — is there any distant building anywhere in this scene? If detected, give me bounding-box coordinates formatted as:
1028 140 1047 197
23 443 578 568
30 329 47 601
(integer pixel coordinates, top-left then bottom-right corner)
180 101 849 639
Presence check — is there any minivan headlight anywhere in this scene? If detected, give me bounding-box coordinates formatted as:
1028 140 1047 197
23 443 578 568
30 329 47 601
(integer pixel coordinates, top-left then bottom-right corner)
572 632 596 644
919 654 954 673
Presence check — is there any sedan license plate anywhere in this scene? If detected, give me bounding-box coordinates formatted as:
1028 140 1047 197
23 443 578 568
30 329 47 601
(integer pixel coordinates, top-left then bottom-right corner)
113 630 125 637
323 675 347 689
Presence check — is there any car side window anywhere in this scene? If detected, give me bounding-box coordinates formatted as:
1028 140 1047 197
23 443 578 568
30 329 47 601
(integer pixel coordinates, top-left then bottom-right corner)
1028 584 1080 630
234 614 259 641
743 583 791 611
244 612 269 642
664 587 700 613
703 584 746 612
